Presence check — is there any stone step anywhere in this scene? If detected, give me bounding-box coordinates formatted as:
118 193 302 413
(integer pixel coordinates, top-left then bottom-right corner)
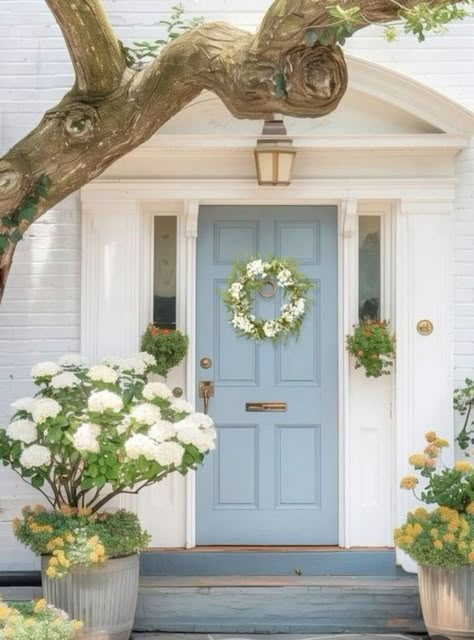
135 575 425 634
140 549 402 577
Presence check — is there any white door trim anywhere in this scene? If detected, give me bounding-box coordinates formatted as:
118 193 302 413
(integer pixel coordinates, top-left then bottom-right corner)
81 178 455 552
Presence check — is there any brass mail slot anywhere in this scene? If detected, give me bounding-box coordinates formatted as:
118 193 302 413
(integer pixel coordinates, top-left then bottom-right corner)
246 402 287 412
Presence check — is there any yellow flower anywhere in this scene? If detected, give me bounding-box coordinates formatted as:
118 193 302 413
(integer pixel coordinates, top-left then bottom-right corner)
46 566 57 578
433 540 443 550
78 507 92 517
12 518 21 532
408 454 429 468
469 550 474 564
64 532 75 543
0 603 13 621
437 506 459 522
454 461 473 474
400 475 419 490
430 528 439 538
73 620 84 630
48 557 59 567
466 502 474 515
89 551 99 563
424 444 439 457
414 507 429 519
443 533 456 543
33 598 47 614
46 537 64 552
33 504 45 513
413 523 423 536
459 541 467 551
434 438 449 448
425 431 438 443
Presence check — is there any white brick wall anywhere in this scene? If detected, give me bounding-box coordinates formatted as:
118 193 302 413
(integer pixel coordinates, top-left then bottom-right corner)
0 0 472 567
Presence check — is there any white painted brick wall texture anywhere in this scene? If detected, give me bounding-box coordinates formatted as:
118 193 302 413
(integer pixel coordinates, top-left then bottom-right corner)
0 0 472 566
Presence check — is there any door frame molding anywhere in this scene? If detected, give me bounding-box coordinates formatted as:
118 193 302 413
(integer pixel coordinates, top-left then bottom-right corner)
81 178 455 556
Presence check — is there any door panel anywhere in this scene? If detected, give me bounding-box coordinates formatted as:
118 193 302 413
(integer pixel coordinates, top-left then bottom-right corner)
196 205 338 544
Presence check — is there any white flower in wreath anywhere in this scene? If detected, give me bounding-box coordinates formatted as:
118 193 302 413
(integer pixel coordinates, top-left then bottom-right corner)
246 259 265 278
293 297 306 317
232 314 255 335
277 269 294 287
229 282 244 300
263 320 279 338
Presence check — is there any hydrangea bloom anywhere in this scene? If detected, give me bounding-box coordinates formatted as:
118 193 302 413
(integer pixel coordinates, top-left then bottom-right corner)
125 434 159 461
59 354 85 368
143 382 173 401
87 365 118 384
171 398 194 413
130 403 162 425
11 397 35 412
88 390 123 414
20 444 51 469
187 412 214 430
32 398 62 424
73 423 101 453
176 420 216 453
50 372 81 389
31 361 61 379
6 419 37 444
154 441 185 467
148 420 177 443
137 351 157 367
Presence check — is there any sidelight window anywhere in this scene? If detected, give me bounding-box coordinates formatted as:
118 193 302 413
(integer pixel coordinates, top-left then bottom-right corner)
358 215 381 321
153 216 177 328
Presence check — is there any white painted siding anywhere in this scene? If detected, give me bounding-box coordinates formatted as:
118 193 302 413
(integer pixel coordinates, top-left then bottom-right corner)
0 0 472 566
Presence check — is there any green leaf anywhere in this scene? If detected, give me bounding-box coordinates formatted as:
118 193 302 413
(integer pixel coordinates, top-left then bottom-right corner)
0 235 10 250
10 229 23 243
31 475 44 488
95 475 107 488
88 463 99 478
304 29 318 47
81 477 95 491
273 71 287 99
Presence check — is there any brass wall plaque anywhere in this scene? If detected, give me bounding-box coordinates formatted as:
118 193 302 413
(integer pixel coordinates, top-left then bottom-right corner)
246 402 287 412
417 319 434 336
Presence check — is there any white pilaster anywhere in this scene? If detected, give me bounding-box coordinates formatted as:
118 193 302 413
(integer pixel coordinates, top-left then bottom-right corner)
395 198 454 571
184 200 199 549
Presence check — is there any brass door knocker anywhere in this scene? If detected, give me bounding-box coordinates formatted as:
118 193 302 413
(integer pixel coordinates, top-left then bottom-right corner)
259 277 277 298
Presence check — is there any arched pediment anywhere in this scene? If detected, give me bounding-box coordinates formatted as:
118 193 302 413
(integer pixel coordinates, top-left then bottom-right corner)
154 55 474 140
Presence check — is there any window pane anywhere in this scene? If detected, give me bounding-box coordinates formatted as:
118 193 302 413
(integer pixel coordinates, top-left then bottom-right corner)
359 216 381 321
153 216 177 328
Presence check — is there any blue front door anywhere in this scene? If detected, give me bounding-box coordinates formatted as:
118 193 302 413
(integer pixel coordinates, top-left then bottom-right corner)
196 206 338 544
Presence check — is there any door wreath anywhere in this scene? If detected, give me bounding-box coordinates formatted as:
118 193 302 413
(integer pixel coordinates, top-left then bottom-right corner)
222 257 313 343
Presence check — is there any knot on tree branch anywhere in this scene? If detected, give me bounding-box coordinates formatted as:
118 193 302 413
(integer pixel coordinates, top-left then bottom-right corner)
282 44 347 116
48 104 98 144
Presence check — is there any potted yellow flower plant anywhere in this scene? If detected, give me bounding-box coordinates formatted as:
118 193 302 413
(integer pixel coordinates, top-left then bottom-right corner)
0 597 82 640
0 352 216 640
395 378 474 639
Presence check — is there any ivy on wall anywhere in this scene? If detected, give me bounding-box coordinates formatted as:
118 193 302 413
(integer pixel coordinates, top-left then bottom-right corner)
0 175 51 257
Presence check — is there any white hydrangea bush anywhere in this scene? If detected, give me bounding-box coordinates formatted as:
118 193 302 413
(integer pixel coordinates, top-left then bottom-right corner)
0 353 216 512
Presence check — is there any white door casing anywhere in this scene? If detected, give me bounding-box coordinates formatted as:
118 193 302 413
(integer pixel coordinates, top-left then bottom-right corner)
81 176 456 559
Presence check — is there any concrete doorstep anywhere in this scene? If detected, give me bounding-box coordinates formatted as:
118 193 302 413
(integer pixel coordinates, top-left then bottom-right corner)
130 634 420 640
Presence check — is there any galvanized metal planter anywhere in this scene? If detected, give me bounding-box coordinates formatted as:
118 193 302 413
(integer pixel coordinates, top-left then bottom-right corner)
418 565 474 640
41 554 139 640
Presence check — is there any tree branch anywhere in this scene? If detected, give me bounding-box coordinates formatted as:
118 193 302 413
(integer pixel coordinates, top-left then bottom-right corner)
0 0 468 299
45 0 127 95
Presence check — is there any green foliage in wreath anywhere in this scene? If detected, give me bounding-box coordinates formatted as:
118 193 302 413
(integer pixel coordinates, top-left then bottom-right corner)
141 323 189 378
222 256 313 344
346 319 395 378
